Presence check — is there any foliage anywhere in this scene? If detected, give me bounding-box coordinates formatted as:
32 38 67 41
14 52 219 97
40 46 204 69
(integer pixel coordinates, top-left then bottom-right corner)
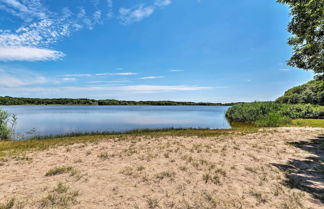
276 80 324 105
255 112 291 127
279 104 324 119
226 102 323 127
225 102 283 122
0 96 236 106
0 109 12 140
277 0 324 77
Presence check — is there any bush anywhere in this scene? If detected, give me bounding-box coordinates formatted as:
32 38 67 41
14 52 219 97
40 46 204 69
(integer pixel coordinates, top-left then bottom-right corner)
279 104 323 119
0 109 13 140
255 112 291 127
226 102 323 127
225 102 283 122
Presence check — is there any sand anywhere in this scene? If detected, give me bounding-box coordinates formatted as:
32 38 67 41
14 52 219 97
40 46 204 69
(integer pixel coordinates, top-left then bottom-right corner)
0 127 323 209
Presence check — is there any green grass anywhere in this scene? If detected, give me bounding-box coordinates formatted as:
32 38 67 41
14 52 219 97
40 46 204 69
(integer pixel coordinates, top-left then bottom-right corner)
0 127 257 157
291 119 324 128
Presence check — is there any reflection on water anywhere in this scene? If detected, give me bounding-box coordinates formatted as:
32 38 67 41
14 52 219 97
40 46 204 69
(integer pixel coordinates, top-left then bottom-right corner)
1 105 231 139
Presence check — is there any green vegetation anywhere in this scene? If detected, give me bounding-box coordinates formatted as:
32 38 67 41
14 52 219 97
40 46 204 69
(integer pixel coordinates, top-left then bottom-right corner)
254 112 291 127
276 80 324 105
0 109 15 140
226 102 323 127
0 96 236 106
277 0 324 78
291 119 324 128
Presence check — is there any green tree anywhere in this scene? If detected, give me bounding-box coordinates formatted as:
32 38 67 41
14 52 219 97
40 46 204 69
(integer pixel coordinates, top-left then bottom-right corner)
277 0 324 77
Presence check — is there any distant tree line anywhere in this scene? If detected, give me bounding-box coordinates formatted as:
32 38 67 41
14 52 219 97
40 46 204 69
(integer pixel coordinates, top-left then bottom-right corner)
0 96 238 106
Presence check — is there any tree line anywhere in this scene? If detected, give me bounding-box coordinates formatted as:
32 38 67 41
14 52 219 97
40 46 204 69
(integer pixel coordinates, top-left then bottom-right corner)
0 96 238 106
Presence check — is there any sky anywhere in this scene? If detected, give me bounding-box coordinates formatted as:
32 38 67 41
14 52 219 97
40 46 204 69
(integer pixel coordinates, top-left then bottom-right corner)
0 0 314 102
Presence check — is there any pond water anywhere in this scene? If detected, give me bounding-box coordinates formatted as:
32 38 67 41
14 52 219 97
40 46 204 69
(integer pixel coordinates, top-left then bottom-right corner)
1 105 231 139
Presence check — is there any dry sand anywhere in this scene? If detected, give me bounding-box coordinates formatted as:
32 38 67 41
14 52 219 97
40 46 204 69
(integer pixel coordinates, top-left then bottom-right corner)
0 127 323 209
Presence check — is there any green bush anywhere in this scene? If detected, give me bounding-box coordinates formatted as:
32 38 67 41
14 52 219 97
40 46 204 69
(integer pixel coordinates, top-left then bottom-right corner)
279 104 323 119
0 109 12 140
226 102 323 127
255 112 291 127
225 102 283 122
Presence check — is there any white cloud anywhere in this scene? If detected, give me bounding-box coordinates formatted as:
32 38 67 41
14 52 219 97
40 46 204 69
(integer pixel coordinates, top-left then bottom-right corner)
155 0 172 7
140 76 164 80
0 68 50 87
96 72 138 76
0 0 47 21
119 6 154 24
0 47 65 61
63 73 92 77
279 68 290 71
119 0 172 24
0 85 213 96
63 77 76 81
169 69 184 72
112 85 210 93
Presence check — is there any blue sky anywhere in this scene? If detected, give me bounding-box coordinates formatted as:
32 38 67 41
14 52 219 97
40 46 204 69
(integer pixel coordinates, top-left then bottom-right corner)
0 0 314 102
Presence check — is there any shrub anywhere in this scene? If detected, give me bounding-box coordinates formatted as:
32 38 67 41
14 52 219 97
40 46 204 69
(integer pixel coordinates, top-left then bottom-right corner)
279 104 323 119
225 102 283 122
0 109 12 140
255 112 291 127
226 102 323 127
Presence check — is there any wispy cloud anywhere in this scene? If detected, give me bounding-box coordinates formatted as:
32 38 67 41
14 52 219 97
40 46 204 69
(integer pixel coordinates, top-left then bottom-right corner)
279 68 290 71
140 76 164 80
113 85 210 93
63 73 92 77
119 0 172 24
95 72 138 76
0 85 213 96
169 69 184 72
0 67 50 87
63 77 77 81
0 47 65 61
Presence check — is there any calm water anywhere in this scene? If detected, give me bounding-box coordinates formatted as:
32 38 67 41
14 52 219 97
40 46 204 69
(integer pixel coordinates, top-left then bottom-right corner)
1 105 231 139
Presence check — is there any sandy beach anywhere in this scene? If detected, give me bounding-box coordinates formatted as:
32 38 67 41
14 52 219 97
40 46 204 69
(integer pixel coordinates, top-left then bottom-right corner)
0 127 323 209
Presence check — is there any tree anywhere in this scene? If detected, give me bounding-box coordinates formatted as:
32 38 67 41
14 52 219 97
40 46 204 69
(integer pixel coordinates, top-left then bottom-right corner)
277 0 324 78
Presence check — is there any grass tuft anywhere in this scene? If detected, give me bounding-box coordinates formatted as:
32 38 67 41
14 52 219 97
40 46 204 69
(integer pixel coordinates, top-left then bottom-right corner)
45 166 73 176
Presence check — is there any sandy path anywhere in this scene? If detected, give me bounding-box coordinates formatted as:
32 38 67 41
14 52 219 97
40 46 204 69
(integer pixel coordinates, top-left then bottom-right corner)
0 127 323 209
